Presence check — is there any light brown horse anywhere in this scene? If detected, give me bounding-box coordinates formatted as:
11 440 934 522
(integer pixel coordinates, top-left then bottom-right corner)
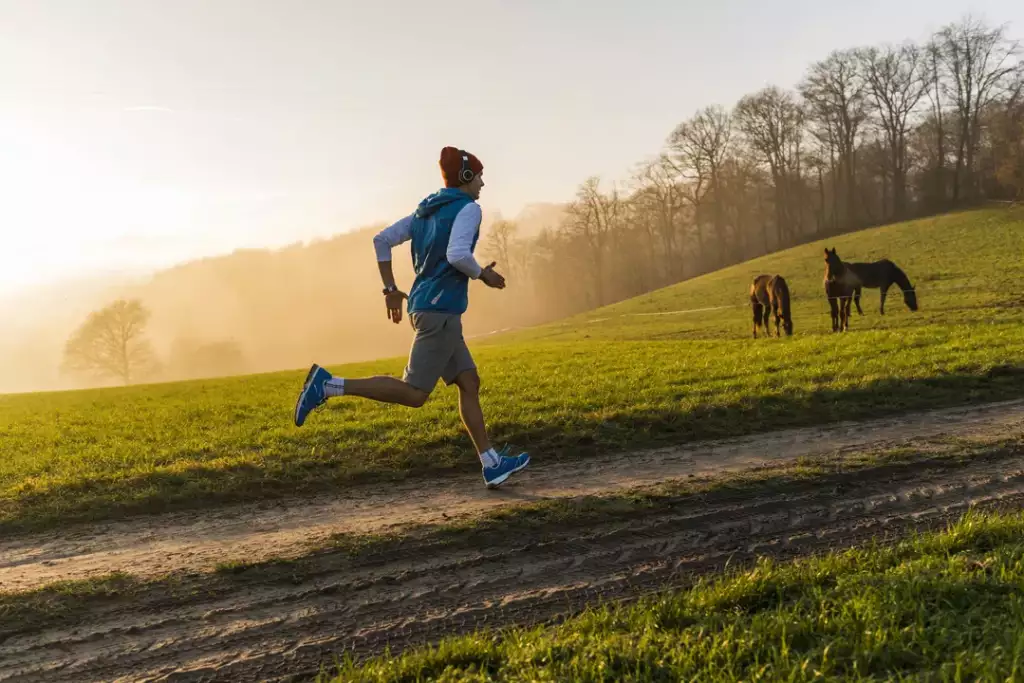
750 274 793 338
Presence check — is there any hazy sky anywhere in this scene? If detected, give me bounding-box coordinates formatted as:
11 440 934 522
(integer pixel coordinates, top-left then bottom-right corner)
1 0 1021 295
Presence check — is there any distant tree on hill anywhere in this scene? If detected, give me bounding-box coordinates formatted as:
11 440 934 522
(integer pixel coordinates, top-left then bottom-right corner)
61 299 158 386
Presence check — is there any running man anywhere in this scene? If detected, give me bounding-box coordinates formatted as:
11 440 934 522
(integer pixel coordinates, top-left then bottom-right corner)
293 146 530 489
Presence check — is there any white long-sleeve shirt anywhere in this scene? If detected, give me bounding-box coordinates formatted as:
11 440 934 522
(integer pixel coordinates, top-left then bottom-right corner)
372 202 484 279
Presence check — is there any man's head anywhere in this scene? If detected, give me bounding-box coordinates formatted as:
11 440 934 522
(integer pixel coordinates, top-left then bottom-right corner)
439 146 485 200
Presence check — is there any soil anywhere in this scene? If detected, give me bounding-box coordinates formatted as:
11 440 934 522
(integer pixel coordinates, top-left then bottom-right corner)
1 399 1023 682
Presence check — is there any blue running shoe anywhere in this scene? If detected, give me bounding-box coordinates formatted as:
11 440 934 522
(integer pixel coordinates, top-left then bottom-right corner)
482 446 530 489
294 364 332 427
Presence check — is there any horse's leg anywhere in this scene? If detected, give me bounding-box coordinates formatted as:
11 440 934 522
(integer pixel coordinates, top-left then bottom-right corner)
841 296 851 331
752 302 762 338
854 287 863 315
828 293 839 332
879 283 890 315
762 306 772 337
773 300 781 337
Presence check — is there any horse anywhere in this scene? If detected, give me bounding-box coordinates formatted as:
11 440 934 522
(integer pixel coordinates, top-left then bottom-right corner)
824 272 855 332
750 274 793 338
823 247 918 315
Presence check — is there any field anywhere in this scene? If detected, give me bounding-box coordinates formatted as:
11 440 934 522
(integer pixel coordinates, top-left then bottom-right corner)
2 207 1023 533
2 206 1024 681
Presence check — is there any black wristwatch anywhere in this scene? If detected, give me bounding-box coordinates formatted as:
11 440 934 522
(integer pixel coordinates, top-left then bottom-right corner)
382 284 398 295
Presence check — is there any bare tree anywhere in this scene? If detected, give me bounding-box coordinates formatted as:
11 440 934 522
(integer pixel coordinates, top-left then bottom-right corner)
859 43 931 219
564 176 623 307
481 218 520 279
921 38 950 208
62 299 158 386
984 69 1024 198
718 153 768 258
632 155 688 277
734 86 806 243
667 105 733 264
935 16 1022 201
803 139 831 234
800 49 868 228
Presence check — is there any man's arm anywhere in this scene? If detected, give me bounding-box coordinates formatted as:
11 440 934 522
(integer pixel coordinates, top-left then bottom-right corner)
373 215 414 323
445 203 483 278
373 215 413 278
447 203 505 289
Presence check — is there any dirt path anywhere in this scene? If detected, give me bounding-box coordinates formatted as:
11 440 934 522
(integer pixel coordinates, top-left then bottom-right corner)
2 413 1023 682
2 399 1024 597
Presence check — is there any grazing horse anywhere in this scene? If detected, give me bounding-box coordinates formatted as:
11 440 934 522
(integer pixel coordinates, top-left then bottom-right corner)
750 274 793 338
823 247 918 315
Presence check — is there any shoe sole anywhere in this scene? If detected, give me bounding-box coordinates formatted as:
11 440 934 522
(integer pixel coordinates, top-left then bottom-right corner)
294 364 322 427
485 455 530 489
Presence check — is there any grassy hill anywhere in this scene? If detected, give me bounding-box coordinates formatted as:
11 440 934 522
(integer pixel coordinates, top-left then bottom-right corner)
493 206 1024 344
1 207 1023 532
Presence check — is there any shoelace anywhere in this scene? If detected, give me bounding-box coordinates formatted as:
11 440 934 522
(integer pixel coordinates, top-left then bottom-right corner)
496 443 526 460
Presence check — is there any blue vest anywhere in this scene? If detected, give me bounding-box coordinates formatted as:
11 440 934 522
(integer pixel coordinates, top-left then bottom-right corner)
407 188 480 315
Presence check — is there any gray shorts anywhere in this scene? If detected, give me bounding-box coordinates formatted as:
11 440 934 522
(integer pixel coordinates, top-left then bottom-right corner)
402 312 476 393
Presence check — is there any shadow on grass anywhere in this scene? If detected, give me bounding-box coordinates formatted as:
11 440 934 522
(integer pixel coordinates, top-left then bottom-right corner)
2 365 1023 534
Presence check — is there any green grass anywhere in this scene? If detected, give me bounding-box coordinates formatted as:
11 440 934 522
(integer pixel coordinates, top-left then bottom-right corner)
2 207 1024 532
325 510 1024 682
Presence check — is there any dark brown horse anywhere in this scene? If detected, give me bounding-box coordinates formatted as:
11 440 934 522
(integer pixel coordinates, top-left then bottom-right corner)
824 272 855 332
823 247 918 316
750 274 793 338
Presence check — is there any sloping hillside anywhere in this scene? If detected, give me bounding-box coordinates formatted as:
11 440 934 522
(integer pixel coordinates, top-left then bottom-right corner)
495 206 1024 343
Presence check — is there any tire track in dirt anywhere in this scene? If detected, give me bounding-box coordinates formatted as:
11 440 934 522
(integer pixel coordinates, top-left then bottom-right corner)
2 399 1023 593
2 435 1024 682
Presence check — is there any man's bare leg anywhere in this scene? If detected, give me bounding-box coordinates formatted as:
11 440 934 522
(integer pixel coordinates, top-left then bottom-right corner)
295 365 428 426
453 367 529 486
344 376 428 408
453 370 491 455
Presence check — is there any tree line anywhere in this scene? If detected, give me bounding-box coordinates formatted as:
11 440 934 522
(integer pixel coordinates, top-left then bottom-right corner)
480 15 1023 322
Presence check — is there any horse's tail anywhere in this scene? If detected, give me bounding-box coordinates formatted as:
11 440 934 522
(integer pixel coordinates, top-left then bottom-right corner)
776 277 791 320
772 275 793 335
889 262 918 311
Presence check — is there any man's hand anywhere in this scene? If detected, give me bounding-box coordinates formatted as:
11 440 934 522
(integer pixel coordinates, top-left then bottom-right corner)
480 262 506 289
385 290 409 324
